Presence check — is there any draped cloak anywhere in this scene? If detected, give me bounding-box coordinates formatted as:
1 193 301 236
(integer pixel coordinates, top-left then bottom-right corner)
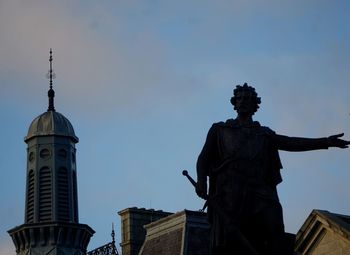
196 119 329 248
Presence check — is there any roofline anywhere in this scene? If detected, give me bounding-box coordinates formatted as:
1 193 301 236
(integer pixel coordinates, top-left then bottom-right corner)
24 133 79 143
295 209 350 253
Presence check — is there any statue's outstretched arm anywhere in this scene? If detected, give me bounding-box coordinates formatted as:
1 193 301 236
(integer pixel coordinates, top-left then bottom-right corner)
273 133 349 151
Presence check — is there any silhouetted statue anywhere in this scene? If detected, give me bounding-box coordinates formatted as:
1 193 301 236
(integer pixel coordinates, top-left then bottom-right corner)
195 83 349 255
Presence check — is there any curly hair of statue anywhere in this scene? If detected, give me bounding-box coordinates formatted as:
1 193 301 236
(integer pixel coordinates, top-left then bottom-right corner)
230 83 261 114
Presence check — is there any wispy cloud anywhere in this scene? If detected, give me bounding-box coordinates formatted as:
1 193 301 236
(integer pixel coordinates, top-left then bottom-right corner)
3 0 349 118
0 1 170 114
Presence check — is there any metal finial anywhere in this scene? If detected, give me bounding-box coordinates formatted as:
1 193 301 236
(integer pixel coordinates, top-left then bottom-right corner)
47 48 56 111
111 222 115 243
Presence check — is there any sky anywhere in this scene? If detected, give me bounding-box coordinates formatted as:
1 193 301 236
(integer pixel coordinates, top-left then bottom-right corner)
1 0 350 253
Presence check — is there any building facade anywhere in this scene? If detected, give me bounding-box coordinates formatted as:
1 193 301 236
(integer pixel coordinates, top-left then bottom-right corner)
139 209 210 255
118 207 172 255
295 210 350 255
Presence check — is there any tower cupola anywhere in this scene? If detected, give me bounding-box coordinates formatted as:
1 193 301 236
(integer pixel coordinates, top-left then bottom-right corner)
24 49 79 224
8 49 94 255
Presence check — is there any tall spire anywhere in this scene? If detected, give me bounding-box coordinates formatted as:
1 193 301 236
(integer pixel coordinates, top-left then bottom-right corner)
47 48 56 111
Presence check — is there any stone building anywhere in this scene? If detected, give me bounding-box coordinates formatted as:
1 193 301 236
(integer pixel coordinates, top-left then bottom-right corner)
117 208 350 255
118 207 172 255
139 210 210 255
295 210 350 255
7 50 94 255
118 208 210 255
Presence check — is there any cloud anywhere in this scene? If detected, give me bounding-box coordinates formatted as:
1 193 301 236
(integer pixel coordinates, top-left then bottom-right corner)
0 0 225 118
0 0 173 115
1 0 349 120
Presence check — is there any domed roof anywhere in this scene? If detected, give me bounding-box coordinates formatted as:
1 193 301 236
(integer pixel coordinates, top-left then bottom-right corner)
25 111 79 143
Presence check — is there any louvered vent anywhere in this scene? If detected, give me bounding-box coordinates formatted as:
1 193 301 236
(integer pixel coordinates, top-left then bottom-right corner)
58 167 70 221
73 171 78 222
26 170 35 223
39 167 52 221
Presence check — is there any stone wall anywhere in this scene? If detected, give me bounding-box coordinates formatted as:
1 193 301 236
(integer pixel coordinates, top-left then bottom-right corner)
311 230 350 255
118 207 172 255
139 210 210 255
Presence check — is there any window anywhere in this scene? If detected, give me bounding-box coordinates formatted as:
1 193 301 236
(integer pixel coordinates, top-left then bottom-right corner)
57 167 70 221
29 152 35 162
26 170 35 223
39 167 52 221
73 171 78 222
58 149 67 159
40 149 51 159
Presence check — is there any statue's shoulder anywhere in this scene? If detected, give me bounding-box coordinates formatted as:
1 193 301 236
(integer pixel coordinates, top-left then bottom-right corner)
209 120 229 129
210 119 239 130
215 118 238 128
211 120 276 136
259 125 276 135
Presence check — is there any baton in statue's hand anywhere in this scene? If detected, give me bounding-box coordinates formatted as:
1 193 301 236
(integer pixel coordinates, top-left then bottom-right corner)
182 170 208 211
182 170 197 187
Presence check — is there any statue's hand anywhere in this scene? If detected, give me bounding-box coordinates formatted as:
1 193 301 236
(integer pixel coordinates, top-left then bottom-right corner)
196 180 208 199
328 133 350 148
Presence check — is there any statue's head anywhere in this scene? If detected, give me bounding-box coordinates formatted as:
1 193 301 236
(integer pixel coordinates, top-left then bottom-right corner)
230 83 261 115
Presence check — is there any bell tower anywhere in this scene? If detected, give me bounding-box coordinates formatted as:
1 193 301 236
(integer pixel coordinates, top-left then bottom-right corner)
8 50 94 255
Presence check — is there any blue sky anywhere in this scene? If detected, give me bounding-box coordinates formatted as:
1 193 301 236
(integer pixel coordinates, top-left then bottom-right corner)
1 0 350 253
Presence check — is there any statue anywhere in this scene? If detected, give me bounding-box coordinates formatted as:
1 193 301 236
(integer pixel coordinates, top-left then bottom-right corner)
195 83 349 255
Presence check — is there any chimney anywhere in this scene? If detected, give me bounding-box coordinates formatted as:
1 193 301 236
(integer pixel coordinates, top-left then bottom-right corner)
118 207 172 255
